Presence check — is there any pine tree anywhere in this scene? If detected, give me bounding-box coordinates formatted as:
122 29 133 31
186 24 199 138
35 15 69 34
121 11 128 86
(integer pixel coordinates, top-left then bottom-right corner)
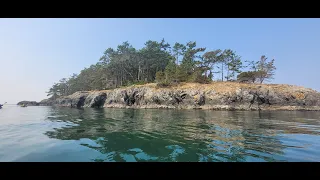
256 55 276 83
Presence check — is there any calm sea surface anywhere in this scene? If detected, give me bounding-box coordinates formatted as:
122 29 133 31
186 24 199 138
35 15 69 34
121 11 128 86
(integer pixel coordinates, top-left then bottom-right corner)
0 105 319 162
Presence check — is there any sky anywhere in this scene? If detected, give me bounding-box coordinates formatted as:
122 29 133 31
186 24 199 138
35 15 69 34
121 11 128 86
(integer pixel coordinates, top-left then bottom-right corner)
1 18 320 104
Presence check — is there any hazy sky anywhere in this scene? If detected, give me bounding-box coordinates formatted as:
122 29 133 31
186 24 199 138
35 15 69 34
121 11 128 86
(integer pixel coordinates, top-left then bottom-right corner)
1 18 320 104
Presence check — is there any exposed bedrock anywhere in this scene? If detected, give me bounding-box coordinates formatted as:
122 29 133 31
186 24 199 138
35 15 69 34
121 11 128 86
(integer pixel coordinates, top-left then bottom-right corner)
39 83 320 111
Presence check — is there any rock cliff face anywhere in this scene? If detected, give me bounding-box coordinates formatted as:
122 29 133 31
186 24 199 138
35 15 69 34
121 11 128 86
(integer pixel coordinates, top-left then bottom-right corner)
39 82 320 111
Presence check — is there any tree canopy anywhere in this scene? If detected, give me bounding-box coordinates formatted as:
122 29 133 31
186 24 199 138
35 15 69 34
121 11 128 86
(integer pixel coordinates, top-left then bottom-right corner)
47 39 276 99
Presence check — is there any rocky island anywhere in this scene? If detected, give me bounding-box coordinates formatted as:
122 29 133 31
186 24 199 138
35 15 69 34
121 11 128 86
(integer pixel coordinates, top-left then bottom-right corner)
38 82 320 111
27 40 320 111
17 101 40 106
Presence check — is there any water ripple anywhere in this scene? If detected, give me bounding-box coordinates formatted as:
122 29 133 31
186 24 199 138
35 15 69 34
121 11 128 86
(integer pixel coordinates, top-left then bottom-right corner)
1 107 320 161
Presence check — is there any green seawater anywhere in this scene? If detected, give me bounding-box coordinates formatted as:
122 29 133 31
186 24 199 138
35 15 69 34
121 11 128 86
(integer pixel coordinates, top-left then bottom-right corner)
0 105 319 162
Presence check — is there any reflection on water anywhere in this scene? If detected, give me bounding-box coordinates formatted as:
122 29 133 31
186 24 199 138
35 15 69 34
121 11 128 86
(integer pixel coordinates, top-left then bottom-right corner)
42 108 320 162
0 106 320 162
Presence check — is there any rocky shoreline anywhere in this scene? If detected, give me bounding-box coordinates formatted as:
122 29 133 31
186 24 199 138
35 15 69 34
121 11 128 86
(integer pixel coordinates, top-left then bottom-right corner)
32 82 320 111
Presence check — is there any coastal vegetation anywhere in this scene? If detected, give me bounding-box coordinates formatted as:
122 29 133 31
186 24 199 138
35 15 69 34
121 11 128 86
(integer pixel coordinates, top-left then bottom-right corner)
47 39 276 100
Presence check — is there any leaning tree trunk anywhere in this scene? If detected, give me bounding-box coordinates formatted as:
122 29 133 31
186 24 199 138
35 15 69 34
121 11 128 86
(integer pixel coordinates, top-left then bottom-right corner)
260 78 264 84
226 63 229 81
221 63 224 81
137 65 141 81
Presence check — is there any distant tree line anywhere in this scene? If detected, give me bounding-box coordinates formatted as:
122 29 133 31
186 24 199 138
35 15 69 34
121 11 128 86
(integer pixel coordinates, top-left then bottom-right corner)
47 39 276 99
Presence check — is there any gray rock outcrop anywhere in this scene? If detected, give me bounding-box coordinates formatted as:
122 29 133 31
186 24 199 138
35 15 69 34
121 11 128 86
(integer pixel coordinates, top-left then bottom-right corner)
38 83 320 111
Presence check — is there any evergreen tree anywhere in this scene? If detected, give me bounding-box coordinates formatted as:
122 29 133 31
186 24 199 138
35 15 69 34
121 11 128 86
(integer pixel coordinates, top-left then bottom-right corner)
47 40 277 99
